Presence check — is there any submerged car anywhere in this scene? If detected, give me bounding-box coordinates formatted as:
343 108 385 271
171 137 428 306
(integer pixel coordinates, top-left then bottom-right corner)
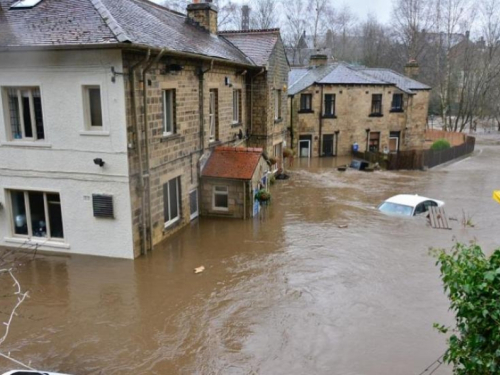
378 194 445 217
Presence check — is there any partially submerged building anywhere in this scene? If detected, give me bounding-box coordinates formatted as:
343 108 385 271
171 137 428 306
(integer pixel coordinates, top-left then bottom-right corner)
0 0 289 258
288 56 430 157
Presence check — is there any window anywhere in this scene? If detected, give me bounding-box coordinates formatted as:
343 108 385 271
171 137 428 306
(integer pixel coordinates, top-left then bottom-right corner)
324 94 336 117
369 131 380 152
232 89 241 124
9 190 64 240
391 94 404 112
162 89 176 136
370 94 383 116
163 177 181 227
300 94 312 111
10 0 43 9
209 89 218 142
273 142 282 171
83 86 103 129
4 87 44 140
274 89 282 120
213 186 229 211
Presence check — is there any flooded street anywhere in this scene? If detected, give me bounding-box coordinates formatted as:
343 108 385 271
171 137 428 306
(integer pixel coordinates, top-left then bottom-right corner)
1 136 499 375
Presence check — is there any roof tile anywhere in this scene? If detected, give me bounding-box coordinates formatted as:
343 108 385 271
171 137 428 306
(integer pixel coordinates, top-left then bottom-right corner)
202 147 264 180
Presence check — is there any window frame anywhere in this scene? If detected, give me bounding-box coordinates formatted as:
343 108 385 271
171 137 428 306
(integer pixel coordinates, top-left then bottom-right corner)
83 85 104 131
323 94 336 117
8 189 64 241
300 94 313 112
212 185 229 211
163 177 181 228
232 89 241 124
162 89 176 137
370 94 383 116
209 89 218 142
274 89 282 120
369 131 381 152
3 86 45 141
391 93 404 112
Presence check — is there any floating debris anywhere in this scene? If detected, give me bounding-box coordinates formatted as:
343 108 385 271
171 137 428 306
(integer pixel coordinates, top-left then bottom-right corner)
194 266 205 274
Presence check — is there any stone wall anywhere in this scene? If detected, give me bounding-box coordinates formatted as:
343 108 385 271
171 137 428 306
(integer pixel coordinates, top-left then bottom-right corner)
290 84 429 157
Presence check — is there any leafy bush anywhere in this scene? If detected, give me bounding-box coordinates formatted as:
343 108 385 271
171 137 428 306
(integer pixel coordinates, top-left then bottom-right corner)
283 148 294 158
255 189 271 202
431 139 451 151
268 156 277 165
432 243 500 374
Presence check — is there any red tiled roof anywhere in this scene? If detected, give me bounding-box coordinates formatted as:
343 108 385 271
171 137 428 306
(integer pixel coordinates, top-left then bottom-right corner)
202 147 264 180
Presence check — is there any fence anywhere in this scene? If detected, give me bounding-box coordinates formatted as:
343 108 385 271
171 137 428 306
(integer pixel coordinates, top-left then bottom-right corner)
424 129 467 147
353 136 475 170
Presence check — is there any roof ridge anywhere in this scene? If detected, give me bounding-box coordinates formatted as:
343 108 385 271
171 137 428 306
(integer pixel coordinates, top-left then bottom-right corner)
89 0 130 43
219 28 280 35
131 0 187 17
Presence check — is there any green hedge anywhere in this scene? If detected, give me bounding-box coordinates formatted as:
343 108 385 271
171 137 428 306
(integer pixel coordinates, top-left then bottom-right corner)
431 139 451 151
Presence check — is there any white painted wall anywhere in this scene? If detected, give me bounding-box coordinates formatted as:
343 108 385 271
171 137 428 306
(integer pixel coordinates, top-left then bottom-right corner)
0 49 134 259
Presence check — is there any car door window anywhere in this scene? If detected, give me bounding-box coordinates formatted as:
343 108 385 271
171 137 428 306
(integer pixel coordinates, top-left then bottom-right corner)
414 203 426 215
424 200 438 211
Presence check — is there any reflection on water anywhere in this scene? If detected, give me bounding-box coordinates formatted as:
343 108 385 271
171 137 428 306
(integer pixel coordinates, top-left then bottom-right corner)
1 140 500 374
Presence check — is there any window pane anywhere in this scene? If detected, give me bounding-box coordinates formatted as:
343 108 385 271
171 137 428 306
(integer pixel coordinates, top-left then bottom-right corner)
33 89 44 139
163 183 170 223
28 191 46 237
8 90 22 139
89 88 102 127
163 90 174 134
11 191 28 235
169 178 179 220
47 193 64 238
215 194 228 208
21 90 33 138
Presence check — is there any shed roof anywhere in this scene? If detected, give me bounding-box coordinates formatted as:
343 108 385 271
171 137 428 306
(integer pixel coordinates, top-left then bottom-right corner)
202 147 264 180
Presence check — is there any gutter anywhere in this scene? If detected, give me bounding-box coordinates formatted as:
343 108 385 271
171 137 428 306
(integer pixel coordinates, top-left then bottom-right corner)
130 49 151 256
198 60 214 155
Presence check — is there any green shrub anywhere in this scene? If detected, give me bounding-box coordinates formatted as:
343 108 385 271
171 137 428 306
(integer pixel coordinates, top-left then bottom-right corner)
431 139 451 151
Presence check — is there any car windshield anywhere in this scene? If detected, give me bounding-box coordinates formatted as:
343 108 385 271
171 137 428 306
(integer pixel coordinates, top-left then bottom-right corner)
378 202 414 216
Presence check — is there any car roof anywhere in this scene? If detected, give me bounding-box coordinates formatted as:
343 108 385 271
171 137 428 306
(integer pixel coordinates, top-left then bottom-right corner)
384 194 438 207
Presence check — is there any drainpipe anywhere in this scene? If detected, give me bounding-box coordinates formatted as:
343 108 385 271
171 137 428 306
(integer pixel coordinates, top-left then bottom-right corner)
250 68 266 145
319 85 324 157
198 60 214 155
289 95 294 153
130 49 151 256
142 49 166 253
243 180 246 220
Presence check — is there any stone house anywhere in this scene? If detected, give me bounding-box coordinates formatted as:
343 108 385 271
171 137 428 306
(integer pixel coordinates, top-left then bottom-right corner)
288 56 431 157
201 147 269 219
0 0 289 259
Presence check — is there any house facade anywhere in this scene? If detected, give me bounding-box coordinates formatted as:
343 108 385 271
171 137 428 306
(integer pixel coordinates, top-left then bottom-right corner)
0 0 289 259
288 57 430 157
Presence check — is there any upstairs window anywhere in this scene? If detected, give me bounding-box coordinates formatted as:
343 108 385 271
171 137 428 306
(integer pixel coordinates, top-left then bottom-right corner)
324 94 336 117
232 89 241 124
370 94 383 116
391 94 404 112
274 89 282 120
83 86 103 130
300 94 312 112
4 87 44 141
162 89 176 136
209 89 218 142
10 0 44 9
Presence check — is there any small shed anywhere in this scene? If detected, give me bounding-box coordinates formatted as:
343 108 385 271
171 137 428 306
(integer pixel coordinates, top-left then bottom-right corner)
201 147 269 219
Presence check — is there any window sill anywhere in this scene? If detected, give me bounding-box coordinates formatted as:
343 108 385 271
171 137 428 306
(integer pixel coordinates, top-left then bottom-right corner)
322 114 337 119
298 110 314 114
212 207 229 212
0 141 52 148
79 130 110 137
209 140 222 148
164 217 180 230
4 237 70 250
160 133 181 142
390 109 404 113
231 122 242 128
368 113 384 117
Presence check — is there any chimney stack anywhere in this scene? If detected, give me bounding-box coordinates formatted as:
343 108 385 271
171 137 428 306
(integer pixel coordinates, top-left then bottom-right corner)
404 59 419 79
241 5 250 31
187 0 218 34
309 54 328 67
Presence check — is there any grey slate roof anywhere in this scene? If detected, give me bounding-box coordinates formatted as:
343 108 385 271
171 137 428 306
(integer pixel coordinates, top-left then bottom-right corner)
0 0 252 65
288 63 431 96
219 29 280 66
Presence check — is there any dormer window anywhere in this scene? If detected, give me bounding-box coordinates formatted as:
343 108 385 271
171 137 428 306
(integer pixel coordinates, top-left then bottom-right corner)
10 0 44 9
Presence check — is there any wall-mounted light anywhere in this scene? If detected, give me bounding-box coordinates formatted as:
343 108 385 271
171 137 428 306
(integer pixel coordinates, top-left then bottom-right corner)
93 158 105 167
365 128 371 133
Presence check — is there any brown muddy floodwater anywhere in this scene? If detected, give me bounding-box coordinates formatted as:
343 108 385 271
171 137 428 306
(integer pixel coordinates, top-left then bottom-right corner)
1 135 500 375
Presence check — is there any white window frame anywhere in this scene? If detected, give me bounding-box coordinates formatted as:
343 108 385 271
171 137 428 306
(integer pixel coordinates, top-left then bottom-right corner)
274 89 282 120
213 186 229 211
164 177 181 228
232 89 240 124
209 89 217 142
83 85 104 131
2 86 44 141
162 89 175 137
7 189 64 241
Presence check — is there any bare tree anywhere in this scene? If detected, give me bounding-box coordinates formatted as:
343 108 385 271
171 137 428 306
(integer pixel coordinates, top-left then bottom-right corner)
307 0 333 49
329 4 358 61
281 0 310 65
250 0 279 29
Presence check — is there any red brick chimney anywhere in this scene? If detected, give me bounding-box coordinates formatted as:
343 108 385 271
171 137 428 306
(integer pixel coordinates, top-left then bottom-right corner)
187 0 218 34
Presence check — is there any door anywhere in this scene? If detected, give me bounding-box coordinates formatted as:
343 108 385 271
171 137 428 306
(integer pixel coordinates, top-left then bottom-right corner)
322 134 335 156
299 140 311 158
189 189 199 220
389 131 400 152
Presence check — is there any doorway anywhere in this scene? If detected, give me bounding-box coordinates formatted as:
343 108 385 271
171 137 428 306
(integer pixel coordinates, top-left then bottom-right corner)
322 134 335 156
189 189 199 220
299 136 311 158
389 131 400 152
